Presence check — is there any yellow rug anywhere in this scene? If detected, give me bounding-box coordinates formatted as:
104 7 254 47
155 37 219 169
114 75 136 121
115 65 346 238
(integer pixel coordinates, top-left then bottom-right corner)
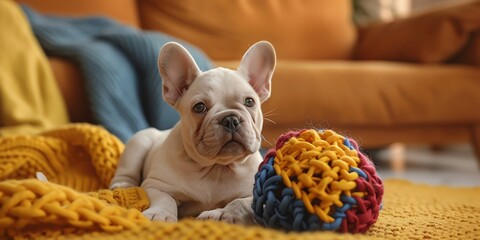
1 124 479 239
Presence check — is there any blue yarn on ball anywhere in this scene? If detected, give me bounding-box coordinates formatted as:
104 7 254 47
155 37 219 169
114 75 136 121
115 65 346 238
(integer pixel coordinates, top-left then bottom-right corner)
253 156 358 231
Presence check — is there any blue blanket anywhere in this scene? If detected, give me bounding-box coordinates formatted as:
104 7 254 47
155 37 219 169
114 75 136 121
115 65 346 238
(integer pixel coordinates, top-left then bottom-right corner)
21 6 214 142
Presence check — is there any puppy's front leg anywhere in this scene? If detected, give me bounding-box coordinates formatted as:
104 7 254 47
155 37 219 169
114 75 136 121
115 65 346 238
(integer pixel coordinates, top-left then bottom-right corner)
143 187 178 222
110 128 162 189
197 196 255 225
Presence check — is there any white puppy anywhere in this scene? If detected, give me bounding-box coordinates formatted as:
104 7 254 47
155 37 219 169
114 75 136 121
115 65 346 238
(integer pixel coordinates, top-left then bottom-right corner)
110 41 276 224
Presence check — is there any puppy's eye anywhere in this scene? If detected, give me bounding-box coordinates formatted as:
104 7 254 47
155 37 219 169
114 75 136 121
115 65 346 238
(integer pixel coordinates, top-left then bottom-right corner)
244 97 255 107
192 102 207 114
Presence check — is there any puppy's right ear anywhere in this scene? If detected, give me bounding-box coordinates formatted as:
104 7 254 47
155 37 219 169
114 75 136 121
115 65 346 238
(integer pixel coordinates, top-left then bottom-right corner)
158 42 201 106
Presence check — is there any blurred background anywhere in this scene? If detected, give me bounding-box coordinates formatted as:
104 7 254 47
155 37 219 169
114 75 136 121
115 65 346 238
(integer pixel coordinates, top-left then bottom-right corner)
356 0 480 187
2 0 479 186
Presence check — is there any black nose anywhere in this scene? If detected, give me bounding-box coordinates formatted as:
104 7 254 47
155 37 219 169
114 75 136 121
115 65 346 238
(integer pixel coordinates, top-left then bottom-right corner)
221 115 240 133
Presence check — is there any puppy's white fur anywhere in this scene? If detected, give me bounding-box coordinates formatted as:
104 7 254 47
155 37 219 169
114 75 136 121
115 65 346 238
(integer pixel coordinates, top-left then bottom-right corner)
110 41 276 224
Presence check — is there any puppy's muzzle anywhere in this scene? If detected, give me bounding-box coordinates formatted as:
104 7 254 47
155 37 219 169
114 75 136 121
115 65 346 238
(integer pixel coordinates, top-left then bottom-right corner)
221 115 240 133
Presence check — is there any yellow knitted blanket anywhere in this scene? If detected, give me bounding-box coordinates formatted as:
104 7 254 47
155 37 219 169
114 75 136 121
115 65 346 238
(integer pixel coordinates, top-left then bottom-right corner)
1 124 479 239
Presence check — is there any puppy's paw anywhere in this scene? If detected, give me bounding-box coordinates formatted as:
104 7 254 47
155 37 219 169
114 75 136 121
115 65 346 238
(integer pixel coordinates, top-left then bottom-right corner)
110 182 136 189
197 209 237 224
142 208 177 222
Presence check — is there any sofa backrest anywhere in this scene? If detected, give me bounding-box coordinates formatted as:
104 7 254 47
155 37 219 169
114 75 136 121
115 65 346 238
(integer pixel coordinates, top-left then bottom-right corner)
138 0 357 61
15 0 140 27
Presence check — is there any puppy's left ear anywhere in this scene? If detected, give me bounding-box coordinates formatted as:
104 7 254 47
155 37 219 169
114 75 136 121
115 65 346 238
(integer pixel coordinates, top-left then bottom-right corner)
238 41 276 102
158 42 202 106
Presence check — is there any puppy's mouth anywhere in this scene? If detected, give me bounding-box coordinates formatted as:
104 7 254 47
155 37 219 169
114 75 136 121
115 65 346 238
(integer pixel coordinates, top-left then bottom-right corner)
206 137 248 165
213 133 255 162
221 139 245 151
219 132 247 148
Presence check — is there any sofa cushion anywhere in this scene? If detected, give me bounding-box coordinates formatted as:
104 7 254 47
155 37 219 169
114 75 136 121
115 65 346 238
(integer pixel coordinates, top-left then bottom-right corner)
354 1 480 63
450 30 480 67
216 60 480 128
138 0 356 60
16 0 140 27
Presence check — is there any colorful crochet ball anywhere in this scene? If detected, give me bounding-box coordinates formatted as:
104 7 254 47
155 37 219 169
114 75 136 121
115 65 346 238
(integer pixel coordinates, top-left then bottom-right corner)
252 129 384 233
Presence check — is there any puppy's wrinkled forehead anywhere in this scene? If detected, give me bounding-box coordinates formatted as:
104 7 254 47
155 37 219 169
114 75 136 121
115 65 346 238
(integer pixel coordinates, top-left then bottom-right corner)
182 68 256 106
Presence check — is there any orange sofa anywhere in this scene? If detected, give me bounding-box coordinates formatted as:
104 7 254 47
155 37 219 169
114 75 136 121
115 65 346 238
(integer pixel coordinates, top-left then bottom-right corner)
16 0 480 164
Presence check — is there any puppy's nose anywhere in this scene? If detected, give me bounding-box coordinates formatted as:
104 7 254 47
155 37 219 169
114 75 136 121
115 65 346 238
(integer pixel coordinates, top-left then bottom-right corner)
221 115 240 133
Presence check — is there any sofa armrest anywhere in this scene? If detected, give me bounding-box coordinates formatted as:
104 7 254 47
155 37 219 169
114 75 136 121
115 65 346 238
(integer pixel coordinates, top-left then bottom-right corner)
353 1 480 65
49 57 92 123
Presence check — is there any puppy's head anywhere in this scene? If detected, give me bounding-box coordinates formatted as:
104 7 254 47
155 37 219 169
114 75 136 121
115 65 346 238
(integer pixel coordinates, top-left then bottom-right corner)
158 41 276 166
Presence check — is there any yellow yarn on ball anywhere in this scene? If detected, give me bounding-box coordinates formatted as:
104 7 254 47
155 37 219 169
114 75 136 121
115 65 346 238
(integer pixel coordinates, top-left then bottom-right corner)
273 130 365 223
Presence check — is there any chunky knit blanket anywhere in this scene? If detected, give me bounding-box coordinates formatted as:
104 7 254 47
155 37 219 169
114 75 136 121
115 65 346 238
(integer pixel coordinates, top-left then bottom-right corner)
20 5 214 142
1 124 479 239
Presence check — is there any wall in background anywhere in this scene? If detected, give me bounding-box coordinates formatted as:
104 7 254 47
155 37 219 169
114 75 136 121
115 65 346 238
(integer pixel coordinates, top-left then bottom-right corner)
412 0 474 12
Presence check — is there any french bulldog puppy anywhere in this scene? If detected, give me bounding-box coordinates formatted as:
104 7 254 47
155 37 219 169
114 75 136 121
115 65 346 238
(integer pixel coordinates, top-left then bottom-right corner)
110 41 276 224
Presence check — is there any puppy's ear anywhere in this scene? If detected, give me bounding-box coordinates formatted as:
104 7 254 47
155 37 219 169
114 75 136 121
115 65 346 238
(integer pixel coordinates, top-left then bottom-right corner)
158 42 201 106
238 41 276 102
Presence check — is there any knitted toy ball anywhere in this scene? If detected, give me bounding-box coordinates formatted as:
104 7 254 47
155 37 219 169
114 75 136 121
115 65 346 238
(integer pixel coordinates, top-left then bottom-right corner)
252 129 384 233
